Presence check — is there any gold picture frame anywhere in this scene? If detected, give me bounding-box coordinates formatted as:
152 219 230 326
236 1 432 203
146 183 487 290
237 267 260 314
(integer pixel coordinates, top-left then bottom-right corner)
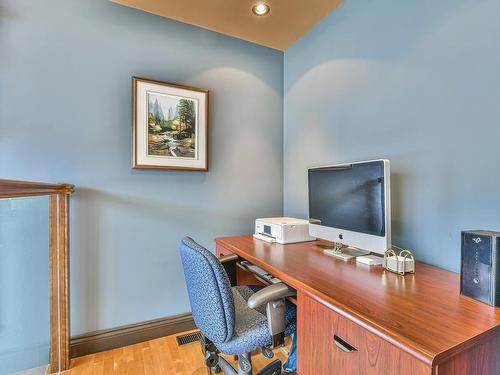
132 77 209 171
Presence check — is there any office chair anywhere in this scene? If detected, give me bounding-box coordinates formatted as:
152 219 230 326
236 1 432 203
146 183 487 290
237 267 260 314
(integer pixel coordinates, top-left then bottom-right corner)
179 237 296 375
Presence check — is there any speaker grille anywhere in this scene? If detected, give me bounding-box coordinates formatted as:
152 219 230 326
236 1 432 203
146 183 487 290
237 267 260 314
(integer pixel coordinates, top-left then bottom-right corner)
176 331 203 346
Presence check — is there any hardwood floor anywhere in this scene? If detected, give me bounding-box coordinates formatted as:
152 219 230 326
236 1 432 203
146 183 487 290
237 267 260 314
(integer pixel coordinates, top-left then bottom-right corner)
63 330 293 375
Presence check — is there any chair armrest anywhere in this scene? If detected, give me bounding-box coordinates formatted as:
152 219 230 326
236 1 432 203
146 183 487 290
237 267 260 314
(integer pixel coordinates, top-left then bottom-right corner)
247 283 296 309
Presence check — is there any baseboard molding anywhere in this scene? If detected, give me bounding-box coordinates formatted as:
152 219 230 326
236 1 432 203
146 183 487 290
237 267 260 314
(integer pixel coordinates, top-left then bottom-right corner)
70 313 196 358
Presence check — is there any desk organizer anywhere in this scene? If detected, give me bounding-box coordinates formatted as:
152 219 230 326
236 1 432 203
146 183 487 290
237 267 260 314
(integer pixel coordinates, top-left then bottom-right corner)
384 247 415 275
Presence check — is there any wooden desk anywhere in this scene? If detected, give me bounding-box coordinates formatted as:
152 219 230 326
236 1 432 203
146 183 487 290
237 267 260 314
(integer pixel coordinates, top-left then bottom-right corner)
215 235 500 375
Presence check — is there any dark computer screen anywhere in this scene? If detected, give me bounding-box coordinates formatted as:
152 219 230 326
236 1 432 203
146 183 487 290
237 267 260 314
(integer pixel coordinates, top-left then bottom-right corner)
308 161 386 237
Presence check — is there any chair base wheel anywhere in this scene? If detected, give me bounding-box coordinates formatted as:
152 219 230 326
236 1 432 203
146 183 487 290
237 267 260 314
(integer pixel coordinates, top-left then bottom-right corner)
261 346 274 359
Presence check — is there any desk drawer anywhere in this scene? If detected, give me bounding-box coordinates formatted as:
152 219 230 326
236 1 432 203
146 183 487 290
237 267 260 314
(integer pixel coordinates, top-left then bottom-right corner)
297 292 430 375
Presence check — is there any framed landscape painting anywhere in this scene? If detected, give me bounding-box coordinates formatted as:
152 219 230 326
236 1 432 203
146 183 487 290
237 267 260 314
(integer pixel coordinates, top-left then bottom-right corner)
132 77 208 171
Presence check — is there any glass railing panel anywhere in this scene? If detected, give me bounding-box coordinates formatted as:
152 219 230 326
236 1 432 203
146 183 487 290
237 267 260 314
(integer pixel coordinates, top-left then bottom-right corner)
0 196 49 375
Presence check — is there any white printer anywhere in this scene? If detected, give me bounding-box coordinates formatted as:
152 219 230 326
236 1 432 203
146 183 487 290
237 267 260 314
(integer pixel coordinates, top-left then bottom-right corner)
253 217 315 244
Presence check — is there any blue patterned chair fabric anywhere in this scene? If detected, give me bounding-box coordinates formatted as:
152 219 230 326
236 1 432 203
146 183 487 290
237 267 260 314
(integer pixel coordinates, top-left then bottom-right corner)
179 237 296 355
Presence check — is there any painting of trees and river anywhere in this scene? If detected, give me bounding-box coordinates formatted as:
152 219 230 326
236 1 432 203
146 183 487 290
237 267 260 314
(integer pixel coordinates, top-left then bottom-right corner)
147 93 197 158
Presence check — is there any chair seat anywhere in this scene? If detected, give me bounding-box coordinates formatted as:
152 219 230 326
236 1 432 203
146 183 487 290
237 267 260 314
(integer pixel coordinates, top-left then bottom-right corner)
216 285 297 355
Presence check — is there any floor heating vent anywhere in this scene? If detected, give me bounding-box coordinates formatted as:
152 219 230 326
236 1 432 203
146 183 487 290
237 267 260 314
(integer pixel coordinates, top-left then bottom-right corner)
176 331 203 346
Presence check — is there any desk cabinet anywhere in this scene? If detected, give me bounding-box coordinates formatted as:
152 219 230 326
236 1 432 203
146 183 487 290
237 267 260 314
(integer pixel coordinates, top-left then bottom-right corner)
297 292 430 375
297 291 500 375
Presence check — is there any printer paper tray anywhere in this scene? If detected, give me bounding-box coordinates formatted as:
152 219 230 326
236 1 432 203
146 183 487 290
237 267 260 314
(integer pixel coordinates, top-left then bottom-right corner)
253 233 276 243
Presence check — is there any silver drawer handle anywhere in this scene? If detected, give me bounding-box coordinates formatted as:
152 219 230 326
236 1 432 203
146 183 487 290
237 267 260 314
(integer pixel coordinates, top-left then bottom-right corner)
334 335 357 353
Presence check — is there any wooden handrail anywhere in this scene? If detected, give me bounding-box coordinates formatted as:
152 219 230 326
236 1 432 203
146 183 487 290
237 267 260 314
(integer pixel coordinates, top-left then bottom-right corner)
0 178 73 373
0 179 74 198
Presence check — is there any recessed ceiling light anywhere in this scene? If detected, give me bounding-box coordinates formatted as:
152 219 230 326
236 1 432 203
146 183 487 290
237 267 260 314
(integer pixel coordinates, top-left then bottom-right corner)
252 2 270 16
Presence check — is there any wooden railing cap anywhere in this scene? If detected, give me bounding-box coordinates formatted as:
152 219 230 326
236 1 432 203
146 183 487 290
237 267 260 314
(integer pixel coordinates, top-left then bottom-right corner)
0 179 75 198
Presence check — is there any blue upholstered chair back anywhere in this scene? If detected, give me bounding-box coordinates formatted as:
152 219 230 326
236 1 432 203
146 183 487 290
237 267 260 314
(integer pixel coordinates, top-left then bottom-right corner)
179 237 235 344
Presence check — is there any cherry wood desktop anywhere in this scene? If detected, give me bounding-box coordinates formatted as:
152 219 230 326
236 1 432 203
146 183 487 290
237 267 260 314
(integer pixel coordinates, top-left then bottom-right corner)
215 235 500 375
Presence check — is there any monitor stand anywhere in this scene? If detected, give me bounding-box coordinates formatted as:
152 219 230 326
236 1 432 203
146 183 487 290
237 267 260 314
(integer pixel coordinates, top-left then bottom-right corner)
339 246 371 257
319 243 371 260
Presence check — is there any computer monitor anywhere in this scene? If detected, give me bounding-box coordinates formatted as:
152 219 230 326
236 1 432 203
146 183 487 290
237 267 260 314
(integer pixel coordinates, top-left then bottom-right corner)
308 159 391 254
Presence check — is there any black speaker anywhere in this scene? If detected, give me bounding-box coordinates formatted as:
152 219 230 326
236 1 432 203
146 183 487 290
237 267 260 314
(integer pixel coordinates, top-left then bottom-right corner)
461 230 500 306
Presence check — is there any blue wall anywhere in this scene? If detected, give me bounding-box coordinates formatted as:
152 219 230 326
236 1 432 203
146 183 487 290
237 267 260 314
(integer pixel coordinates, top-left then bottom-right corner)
284 0 500 271
0 0 283 335
2 0 499 343
0 197 49 374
